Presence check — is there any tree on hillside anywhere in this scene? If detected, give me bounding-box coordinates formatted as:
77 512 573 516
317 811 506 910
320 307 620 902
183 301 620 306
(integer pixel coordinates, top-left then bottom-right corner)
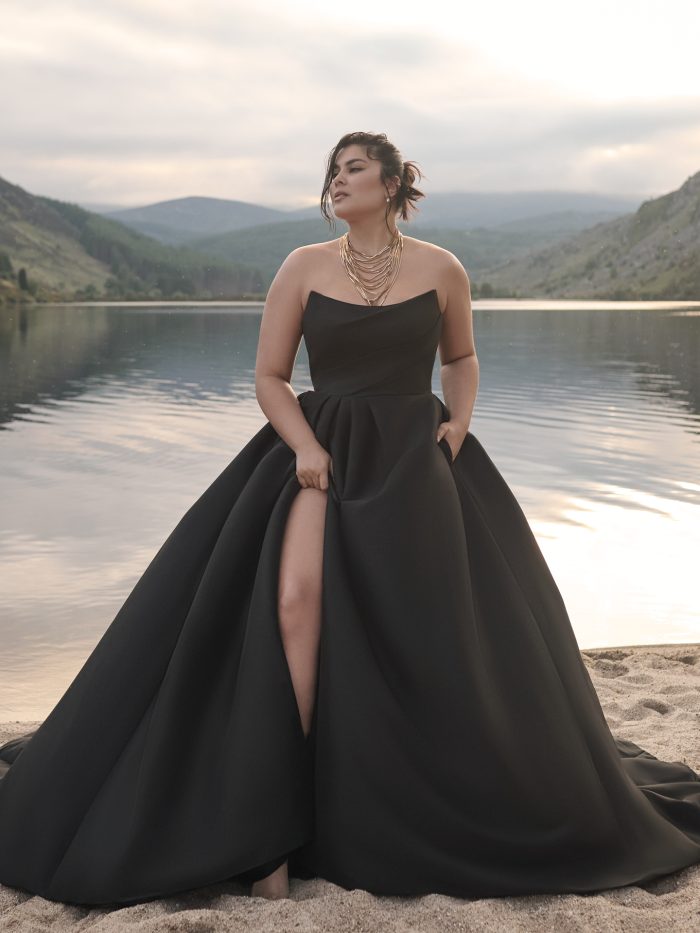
18 268 29 290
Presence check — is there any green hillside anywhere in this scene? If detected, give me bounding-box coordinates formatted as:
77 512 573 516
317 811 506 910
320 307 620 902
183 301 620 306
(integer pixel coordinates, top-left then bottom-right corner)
479 171 700 299
0 177 266 304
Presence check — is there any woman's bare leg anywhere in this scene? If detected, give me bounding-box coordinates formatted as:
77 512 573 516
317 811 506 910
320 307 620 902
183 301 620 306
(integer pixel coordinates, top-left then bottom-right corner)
251 487 327 899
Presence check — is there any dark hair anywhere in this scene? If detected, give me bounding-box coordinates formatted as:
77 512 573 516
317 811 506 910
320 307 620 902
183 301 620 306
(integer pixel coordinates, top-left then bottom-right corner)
320 131 426 234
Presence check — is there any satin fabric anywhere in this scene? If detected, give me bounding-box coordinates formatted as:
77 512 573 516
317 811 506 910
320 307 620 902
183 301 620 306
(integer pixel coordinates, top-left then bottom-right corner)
1 288 700 906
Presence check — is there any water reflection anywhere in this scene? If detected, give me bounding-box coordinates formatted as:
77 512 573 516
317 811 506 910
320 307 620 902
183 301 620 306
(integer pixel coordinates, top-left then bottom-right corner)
0 300 699 719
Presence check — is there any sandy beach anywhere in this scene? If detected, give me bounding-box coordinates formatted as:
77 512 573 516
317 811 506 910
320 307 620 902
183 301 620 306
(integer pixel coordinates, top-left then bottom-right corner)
1 642 699 932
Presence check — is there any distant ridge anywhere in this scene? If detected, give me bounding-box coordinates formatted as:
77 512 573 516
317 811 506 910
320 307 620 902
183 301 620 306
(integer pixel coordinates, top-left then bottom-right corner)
104 196 300 245
98 190 639 244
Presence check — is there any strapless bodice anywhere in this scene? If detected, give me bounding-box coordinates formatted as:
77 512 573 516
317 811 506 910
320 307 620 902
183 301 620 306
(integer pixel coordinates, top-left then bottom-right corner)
301 289 442 397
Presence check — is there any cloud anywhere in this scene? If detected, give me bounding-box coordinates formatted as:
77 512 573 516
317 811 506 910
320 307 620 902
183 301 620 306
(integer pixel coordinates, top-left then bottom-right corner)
1 0 698 206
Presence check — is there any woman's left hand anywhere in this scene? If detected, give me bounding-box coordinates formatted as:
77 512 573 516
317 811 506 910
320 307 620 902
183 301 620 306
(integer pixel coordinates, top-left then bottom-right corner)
436 420 469 462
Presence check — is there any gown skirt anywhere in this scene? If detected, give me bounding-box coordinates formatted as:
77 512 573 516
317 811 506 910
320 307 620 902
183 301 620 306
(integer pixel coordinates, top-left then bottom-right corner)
1 288 700 907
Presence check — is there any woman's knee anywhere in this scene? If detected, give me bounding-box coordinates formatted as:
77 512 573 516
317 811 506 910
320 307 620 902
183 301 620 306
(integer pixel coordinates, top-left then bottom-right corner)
277 488 327 641
278 574 320 641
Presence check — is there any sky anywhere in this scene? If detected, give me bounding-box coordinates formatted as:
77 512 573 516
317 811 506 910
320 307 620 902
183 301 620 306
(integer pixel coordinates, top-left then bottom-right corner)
1 0 699 209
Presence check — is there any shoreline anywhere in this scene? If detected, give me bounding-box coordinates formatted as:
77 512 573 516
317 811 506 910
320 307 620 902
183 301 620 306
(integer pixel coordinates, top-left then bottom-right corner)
582 640 700 651
4 297 700 310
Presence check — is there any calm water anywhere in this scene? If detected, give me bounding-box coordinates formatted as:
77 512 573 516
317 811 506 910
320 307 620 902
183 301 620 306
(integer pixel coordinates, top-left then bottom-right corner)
1 299 699 720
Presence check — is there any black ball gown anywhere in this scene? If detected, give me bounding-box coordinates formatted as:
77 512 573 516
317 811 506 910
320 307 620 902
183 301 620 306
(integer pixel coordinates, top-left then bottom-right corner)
2 288 700 907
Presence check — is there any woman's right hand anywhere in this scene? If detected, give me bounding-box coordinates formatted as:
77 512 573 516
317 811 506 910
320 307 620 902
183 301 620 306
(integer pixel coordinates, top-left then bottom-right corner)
295 441 334 491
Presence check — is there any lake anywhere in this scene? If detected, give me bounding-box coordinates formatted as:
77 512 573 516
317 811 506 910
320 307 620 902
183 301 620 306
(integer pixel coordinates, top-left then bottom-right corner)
1 298 699 720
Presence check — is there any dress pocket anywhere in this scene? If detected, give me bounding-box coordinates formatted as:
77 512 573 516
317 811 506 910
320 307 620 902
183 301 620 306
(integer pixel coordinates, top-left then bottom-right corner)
438 436 454 465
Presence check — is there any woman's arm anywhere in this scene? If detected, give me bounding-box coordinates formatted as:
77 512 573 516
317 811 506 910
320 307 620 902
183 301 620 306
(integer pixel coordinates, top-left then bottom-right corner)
255 246 333 491
436 253 479 458
255 246 320 455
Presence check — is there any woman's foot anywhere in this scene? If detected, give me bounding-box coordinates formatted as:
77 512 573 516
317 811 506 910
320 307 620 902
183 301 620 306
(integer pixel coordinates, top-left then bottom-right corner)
250 859 289 899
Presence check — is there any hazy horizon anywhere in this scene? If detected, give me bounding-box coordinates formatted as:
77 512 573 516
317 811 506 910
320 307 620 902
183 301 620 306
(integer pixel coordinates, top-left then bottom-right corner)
72 187 646 215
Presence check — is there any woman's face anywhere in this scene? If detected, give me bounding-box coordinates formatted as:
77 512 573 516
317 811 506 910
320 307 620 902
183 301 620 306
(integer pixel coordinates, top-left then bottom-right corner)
330 144 397 219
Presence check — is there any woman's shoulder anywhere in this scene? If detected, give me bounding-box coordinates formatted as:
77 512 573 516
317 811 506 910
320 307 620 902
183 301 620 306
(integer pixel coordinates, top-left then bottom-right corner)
296 239 340 255
403 236 460 262
279 242 335 273
401 238 467 279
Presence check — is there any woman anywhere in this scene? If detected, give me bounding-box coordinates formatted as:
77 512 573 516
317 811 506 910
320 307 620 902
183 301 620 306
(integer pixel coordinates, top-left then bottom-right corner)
247 132 475 897
1 131 700 907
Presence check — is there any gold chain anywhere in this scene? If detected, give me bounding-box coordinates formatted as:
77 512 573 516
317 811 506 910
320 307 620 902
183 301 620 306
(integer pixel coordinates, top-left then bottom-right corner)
339 230 404 306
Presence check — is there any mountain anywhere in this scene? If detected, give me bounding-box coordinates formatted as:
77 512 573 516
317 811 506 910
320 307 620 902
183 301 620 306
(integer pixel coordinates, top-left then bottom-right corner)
103 196 301 245
0 177 266 303
478 171 700 299
489 209 622 236
405 191 637 231
97 191 637 244
0 176 108 303
3 171 698 302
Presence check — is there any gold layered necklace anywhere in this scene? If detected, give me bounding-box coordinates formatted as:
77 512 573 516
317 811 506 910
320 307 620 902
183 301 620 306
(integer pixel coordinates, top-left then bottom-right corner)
339 229 404 306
